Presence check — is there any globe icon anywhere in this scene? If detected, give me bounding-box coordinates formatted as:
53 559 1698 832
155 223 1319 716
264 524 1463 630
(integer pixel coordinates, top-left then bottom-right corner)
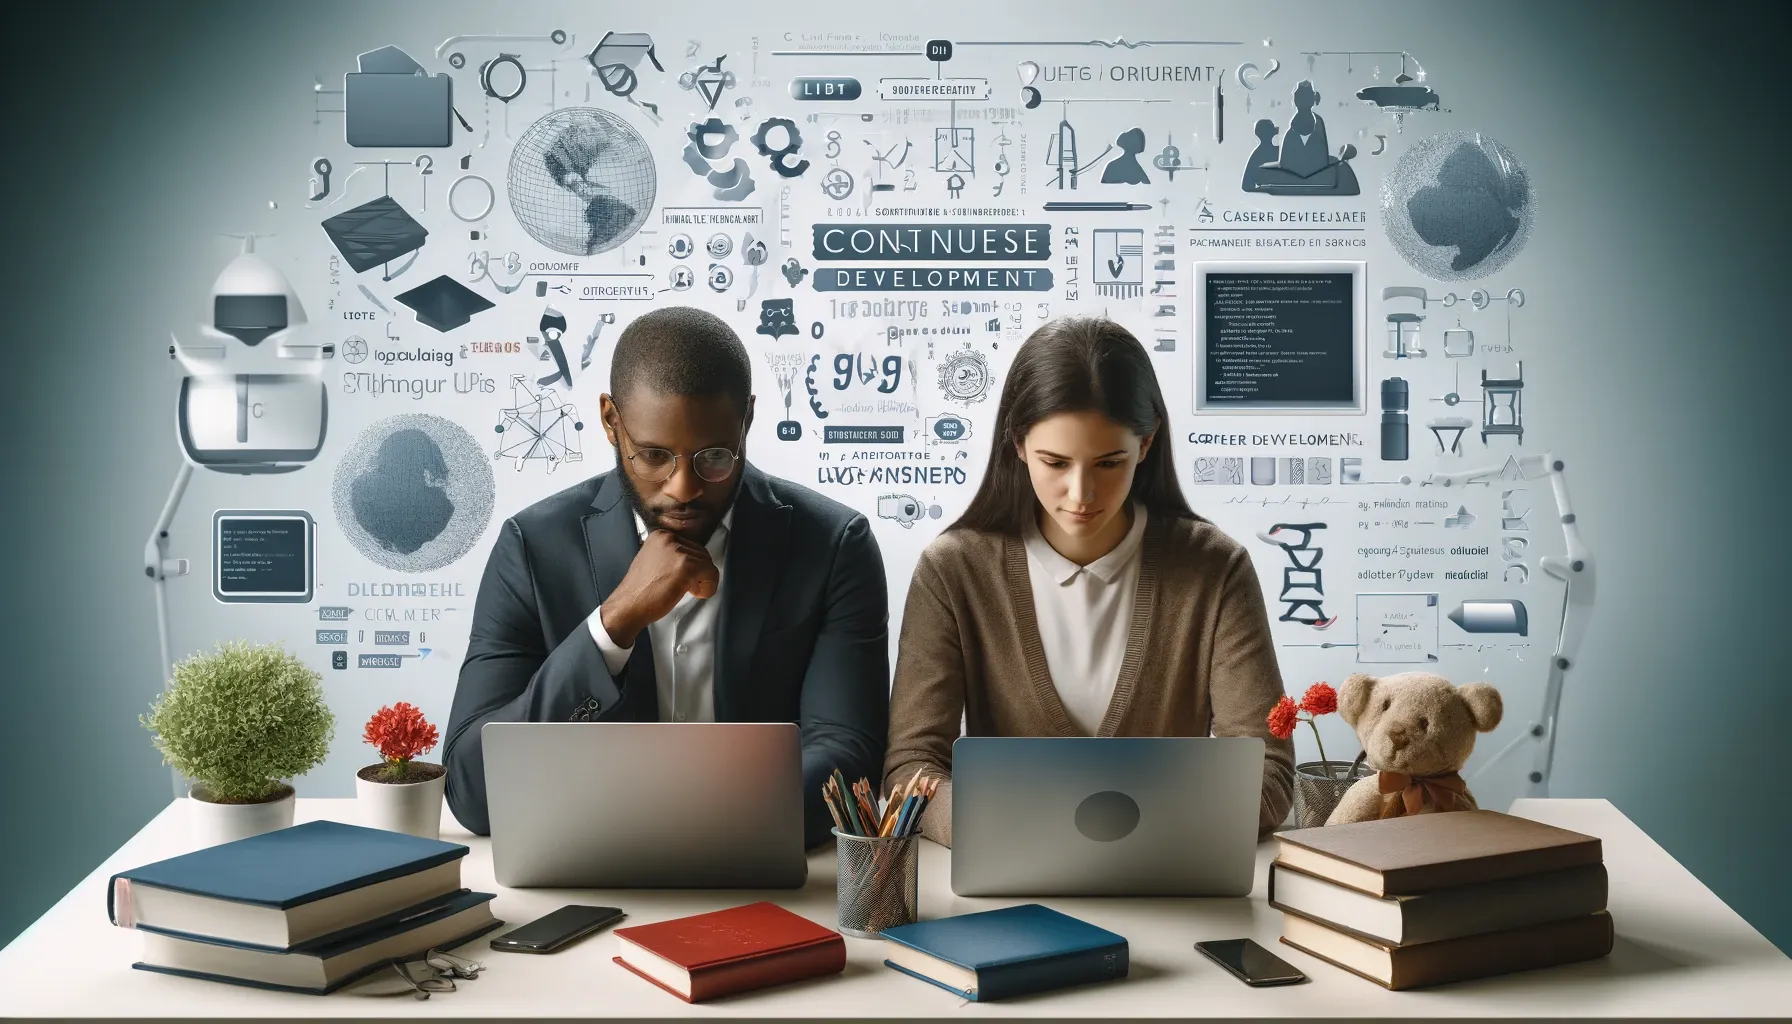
1381 132 1534 281
331 414 495 573
508 107 656 257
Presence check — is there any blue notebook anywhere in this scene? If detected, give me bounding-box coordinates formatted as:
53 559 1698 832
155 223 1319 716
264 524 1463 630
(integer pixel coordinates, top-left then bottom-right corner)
879 904 1128 1001
108 820 469 949
133 890 500 995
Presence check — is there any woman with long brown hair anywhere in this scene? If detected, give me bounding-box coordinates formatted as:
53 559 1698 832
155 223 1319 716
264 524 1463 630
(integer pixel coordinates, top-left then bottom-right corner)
884 317 1293 844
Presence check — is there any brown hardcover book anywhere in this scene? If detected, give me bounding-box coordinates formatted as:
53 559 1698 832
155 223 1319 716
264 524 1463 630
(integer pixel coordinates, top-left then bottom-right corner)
1280 909 1614 990
612 902 845 1003
1269 860 1609 946
1274 810 1601 897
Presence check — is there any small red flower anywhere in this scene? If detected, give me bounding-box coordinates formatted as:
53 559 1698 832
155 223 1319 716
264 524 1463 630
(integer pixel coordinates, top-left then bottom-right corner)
363 702 439 764
1267 695 1299 740
1299 682 1338 717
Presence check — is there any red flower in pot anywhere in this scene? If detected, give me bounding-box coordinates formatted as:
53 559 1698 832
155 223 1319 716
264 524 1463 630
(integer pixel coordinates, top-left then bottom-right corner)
357 702 446 839
363 701 439 776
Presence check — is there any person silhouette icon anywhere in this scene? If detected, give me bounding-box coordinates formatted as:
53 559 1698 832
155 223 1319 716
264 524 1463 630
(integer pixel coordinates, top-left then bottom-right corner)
1101 127 1151 185
1278 80 1330 177
1241 119 1281 193
1239 80 1360 196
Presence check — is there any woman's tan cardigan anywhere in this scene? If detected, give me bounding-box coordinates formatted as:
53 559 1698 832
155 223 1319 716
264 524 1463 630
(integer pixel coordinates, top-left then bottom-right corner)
884 513 1296 846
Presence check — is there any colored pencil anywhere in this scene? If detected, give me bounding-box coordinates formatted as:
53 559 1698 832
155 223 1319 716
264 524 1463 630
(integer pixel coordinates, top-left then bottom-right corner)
895 795 919 837
842 786 867 836
898 766 924 808
829 771 863 835
825 777 853 835
880 770 917 836
822 788 846 835
855 780 878 834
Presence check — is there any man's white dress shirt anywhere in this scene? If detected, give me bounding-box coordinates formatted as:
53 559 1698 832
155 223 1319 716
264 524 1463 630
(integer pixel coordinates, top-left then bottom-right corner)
585 509 733 723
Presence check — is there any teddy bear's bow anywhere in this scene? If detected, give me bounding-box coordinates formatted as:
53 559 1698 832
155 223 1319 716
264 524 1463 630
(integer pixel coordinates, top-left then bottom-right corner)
1376 770 1469 818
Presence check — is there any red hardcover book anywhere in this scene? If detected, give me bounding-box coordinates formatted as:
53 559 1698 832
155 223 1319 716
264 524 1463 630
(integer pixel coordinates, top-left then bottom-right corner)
612 901 846 1003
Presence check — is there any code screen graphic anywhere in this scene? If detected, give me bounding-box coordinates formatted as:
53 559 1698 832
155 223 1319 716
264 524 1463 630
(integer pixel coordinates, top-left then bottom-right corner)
213 511 313 602
1202 272 1356 409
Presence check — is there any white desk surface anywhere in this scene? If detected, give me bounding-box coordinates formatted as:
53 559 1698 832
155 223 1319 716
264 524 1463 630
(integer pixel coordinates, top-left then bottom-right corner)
1 798 1787 1020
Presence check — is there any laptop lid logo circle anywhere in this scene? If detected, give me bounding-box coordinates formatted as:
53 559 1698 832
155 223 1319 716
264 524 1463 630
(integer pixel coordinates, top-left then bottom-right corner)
1074 791 1141 842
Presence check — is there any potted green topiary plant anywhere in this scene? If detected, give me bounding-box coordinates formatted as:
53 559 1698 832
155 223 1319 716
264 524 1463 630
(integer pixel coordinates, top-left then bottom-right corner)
142 640 335 848
356 702 445 839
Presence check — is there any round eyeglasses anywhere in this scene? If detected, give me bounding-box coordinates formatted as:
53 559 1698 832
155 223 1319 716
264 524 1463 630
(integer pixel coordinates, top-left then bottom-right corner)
613 413 744 484
385 948 483 999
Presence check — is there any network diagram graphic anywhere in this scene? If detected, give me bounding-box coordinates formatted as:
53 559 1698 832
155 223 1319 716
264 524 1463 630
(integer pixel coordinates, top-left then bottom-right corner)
491 374 584 472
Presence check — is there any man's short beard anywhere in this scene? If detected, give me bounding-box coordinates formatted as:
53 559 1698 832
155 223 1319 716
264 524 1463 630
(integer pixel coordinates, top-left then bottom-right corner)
611 445 743 543
612 447 651 526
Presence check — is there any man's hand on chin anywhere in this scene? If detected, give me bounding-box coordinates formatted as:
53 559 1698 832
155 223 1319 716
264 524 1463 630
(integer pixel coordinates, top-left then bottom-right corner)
598 530 721 647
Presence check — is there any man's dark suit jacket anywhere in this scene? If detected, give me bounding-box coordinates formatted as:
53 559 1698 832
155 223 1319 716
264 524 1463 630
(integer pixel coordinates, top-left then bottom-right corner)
444 463 890 847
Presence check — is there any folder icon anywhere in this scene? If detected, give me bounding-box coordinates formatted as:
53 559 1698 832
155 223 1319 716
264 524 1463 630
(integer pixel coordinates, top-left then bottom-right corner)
346 45 452 148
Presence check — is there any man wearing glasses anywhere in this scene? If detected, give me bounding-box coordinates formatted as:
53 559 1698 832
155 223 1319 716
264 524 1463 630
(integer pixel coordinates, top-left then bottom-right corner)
444 307 889 846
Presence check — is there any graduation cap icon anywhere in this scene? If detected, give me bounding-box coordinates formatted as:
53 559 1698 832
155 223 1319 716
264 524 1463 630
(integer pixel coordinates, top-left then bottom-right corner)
320 195 428 274
393 275 495 332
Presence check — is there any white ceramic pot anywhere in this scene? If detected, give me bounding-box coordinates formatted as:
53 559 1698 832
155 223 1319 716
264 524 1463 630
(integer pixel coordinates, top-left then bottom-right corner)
356 765 446 840
187 785 296 849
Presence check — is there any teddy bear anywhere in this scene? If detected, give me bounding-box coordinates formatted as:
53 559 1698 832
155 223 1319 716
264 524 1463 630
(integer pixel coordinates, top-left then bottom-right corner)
1324 671 1503 826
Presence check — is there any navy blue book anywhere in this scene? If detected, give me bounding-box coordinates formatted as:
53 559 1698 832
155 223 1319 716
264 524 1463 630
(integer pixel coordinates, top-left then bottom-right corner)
133 890 501 995
108 820 468 950
879 904 1128 1001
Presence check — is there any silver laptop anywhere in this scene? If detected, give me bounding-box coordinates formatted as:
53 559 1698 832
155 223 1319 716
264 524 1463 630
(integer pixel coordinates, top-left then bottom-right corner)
482 722 806 888
951 736 1265 897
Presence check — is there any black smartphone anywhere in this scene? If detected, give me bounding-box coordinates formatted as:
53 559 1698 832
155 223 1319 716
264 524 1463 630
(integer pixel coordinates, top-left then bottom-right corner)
1194 938 1308 987
489 905 625 954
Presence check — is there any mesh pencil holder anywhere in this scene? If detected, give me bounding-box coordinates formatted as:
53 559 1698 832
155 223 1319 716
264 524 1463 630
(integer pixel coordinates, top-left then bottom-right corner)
1294 759 1375 828
833 828 919 939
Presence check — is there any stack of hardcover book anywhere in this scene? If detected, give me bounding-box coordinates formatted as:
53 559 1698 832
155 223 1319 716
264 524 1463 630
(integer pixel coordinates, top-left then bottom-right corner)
107 820 500 994
1271 810 1613 990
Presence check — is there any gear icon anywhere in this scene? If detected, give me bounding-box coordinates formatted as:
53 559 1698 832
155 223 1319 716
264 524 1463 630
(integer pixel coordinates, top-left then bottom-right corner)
937 349 992 406
686 117 737 160
750 117 798 156
751 117 810 177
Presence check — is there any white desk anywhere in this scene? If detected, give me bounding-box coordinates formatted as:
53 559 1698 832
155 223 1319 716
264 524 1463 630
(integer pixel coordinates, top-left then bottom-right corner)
0 798 1786 1019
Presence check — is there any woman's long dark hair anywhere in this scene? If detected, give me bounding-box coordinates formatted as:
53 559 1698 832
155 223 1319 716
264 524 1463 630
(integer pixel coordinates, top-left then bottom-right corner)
950 316 1200 535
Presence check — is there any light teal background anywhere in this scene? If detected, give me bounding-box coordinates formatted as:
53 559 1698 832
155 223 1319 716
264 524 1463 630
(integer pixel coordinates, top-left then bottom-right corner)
2 0 1787 957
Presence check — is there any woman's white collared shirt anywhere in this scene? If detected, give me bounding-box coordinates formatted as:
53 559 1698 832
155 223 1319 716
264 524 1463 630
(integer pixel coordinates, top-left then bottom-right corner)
1021 504 1149 736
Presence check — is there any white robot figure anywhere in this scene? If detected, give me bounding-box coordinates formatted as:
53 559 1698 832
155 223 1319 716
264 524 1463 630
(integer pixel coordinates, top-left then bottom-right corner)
169 235 330 474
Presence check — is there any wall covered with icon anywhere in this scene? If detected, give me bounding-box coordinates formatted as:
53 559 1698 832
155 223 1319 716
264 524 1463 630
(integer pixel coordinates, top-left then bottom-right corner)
152 7 1572 814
